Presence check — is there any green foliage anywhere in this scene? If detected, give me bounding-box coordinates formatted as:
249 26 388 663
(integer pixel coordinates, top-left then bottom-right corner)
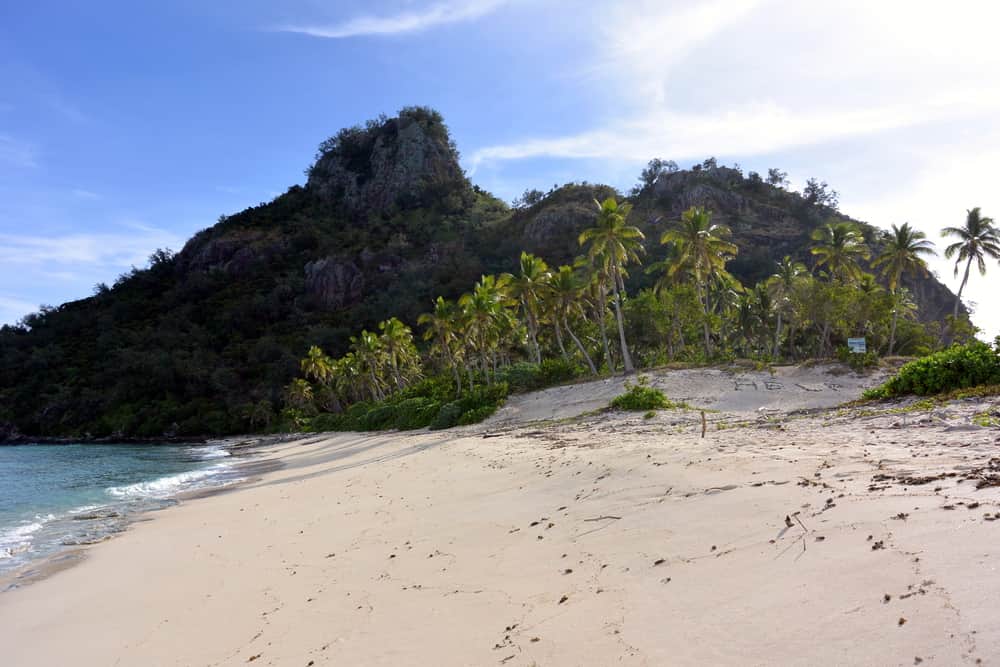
864 341 1000 399
497 359 583 393
392 397 442 430
610 377 673 411
430 383 509 430
835 346 880 372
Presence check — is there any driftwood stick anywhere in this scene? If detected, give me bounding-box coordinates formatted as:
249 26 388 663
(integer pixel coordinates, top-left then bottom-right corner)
701 411 707 438
583 515 622 522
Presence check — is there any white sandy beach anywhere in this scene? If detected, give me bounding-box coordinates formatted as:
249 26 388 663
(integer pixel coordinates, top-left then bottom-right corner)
2 366 1000 666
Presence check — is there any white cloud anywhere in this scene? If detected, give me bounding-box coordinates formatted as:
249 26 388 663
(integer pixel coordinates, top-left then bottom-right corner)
71 188 101 200
278 0 509 39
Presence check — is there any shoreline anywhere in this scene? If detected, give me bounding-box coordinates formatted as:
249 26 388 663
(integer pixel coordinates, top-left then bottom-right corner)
1 396 998 664
0 436 290 592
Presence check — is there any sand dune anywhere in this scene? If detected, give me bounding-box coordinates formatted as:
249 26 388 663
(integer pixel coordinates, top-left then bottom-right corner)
1 366 999 665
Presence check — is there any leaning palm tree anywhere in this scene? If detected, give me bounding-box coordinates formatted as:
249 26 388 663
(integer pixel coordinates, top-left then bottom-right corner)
545 265 598 374
766 256 807 359
579 197 644 373
871 223 935 355
942 207 1000 321
660 206 738 356
418 296 464 395
810 221 870 284
505 252 551 364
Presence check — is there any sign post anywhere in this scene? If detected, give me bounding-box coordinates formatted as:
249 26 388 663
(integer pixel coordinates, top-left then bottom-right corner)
847 337 867 354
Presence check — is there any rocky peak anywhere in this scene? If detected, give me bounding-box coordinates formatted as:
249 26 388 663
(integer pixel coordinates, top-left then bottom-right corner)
306 107 470 217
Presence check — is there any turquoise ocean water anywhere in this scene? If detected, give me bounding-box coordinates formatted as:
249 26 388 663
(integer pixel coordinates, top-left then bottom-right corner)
0 442 241 578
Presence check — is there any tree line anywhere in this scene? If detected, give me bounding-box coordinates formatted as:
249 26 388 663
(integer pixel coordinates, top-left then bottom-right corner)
287 199 998 418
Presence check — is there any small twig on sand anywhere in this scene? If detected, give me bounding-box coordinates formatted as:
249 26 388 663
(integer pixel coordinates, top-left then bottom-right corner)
701 411 707 438
583 515 622 522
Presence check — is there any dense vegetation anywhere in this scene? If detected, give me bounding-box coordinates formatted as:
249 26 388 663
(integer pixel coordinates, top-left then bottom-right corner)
0 108 989 440
864 339 1000 399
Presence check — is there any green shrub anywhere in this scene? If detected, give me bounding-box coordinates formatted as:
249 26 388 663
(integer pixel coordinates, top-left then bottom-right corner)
429 401 464 430
497 359 583 394
311 412 349 432
498 362 542 393
458 404 499 425
610 377 673 411
864 341 1000 399
538 358 584 386
360 404 398 430
393 397 441 430
835 346 879 372
430 382 509 429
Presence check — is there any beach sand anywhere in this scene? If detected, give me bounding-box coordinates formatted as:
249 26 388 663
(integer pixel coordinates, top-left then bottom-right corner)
2 366 999 665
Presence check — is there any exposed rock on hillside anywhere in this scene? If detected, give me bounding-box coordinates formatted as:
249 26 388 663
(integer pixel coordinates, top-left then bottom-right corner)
307 107 470 217
304 257 365 309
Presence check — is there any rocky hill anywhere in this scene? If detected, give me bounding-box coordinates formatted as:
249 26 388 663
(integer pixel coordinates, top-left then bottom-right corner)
0 108 960 440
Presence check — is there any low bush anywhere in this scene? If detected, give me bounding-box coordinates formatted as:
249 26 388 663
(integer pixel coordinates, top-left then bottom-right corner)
835 346 880 372
864 340 1000 399
429 401 464 430
430 382 509 430
497 359 584 394
610 377 673 411
393 397 441 430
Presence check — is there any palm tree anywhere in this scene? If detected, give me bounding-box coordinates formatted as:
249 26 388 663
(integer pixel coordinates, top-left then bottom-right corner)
579 197 644 373
660 206 737 356
942 207 1000 321
546 265 598 374
283 378 314 410
872 223 935 355
810 221 870 284
767 256 807 359
378 317 420 390
350 330 387 401
418 296 464 395
505 252 551 364
300 345 334 385
459 274 511 384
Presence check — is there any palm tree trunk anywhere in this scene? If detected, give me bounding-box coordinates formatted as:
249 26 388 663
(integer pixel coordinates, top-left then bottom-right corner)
611 265 635 373
697 283 712 357
888 300 899 356
819 319 831 358
773 312 783 360
953 257 972 322
595 284 613 372
524 299 542 364
445 345 462 396
553 319 569 361
564 316 597 375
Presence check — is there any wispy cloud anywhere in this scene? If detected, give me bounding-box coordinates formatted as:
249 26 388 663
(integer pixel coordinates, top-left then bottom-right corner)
0 295 39 324
470 1 1000 170
0 135 38 168
278 0 509 39
71 188 101 200
0 225 183 269
470 90 1000 169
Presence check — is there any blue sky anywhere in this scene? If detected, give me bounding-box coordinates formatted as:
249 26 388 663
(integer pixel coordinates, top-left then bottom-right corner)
1 0 998 338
